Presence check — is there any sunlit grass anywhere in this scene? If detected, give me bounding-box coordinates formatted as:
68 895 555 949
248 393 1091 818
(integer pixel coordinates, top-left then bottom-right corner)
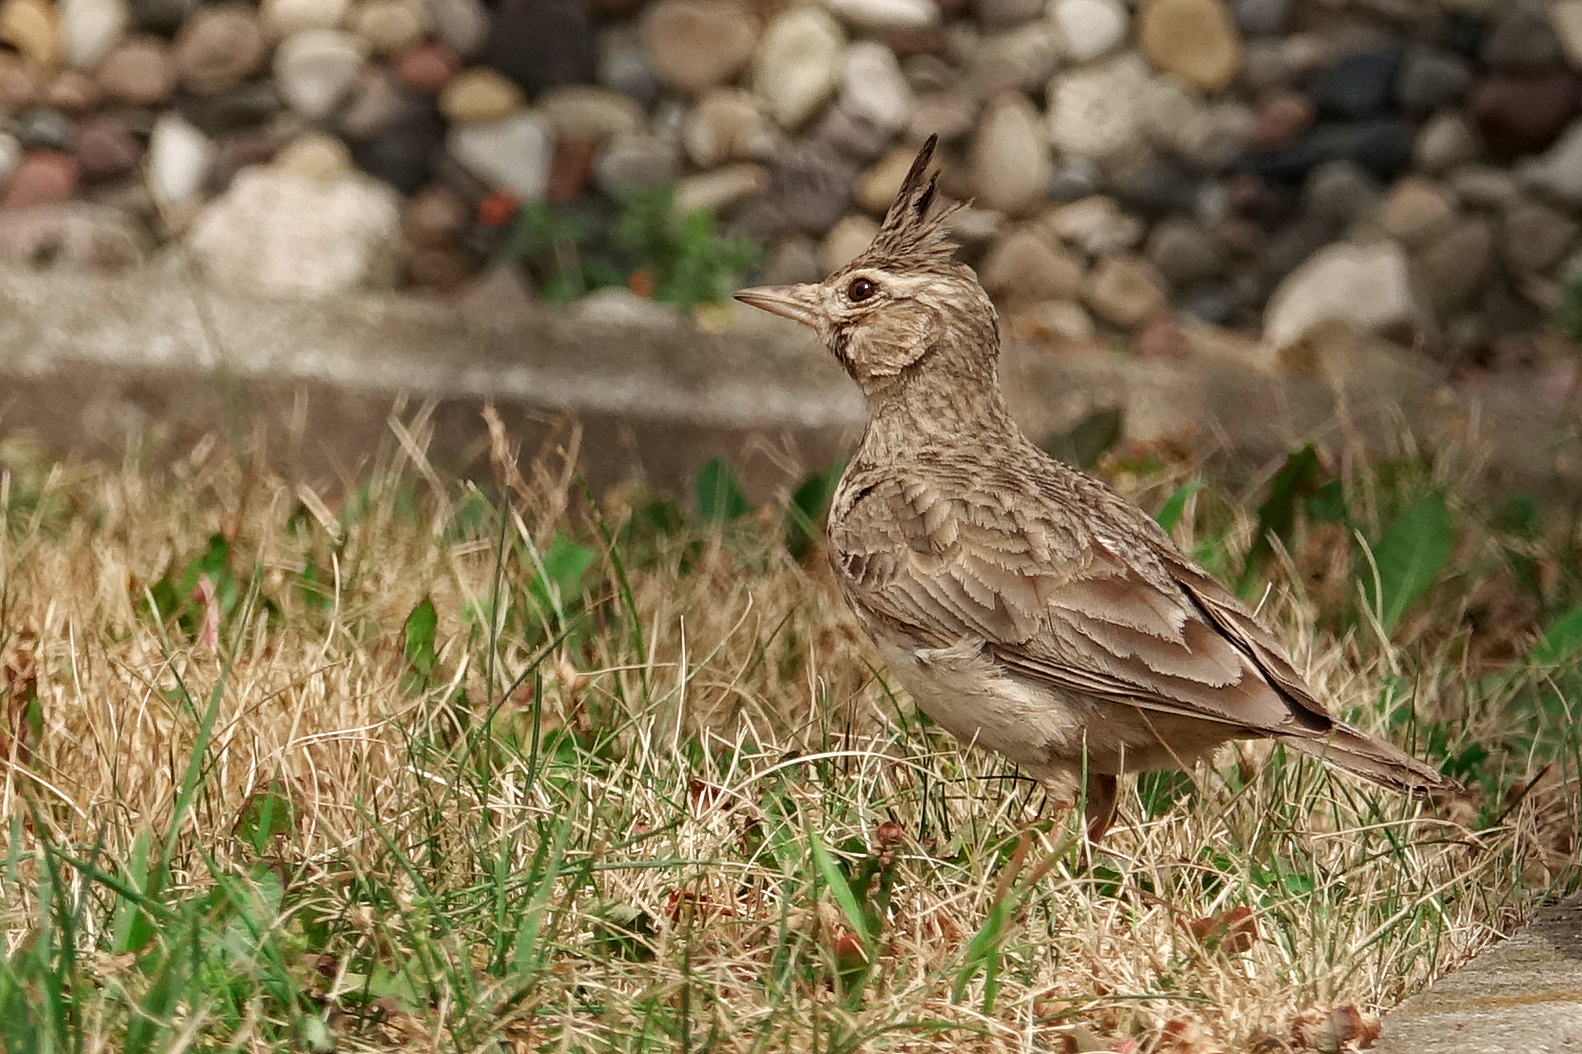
0 414 1576 1053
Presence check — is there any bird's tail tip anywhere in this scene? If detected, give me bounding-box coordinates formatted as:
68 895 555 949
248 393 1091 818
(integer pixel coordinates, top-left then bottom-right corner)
1284 722 1465 798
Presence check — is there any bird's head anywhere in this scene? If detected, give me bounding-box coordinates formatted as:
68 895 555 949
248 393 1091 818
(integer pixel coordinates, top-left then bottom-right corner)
734 135 1000 400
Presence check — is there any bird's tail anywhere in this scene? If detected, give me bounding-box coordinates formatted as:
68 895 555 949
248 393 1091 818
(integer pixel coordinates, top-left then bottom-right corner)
1282 721 1463 796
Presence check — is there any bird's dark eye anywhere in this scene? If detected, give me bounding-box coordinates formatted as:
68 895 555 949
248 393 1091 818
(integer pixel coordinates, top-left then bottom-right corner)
847 277 878 302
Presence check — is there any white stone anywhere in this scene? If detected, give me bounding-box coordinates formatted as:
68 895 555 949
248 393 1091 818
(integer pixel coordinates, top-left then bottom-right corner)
0 132 20 187
145 113 214 210
1263 242 1422 348
273 30 366 118
1051 0 1128 64
1552 0 1582 69
59 0 129 70
188 168 402 298
682 88 776 168
675 162 769 214
754 7 845 130
838 41 913 132
1518 120 1582 207
427 0 489 56
538 85 644 142
1047 53 1151 164
447 110 554 199
820 0 938 32
972 91 1052 215
261 0 350 35
961 21 1058 99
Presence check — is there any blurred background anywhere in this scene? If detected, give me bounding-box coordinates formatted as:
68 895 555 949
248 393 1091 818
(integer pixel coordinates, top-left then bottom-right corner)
2 0 1582 493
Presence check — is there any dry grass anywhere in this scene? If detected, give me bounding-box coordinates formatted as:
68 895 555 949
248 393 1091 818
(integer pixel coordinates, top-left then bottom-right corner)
0 415 1577 1054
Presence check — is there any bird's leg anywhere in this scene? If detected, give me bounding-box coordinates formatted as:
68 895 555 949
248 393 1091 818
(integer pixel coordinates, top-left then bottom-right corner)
1083 772 1119 846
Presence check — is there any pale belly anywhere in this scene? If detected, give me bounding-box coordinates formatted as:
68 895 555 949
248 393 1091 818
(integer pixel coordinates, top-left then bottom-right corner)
872 637 1232 780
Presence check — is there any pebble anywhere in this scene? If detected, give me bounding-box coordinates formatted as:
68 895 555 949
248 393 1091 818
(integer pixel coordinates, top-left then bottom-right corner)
972 91 1051 216
1232 0 1288 37
1042 194 1145 255
73 113 142 178
979 226 1084 302
1414 111 1479 175
173 4 266 96
823 0 938 32
439 67 523 124
14 107 71 151
1137 0 1243 94
543 135 594 200
429 0 489 57
1502 199 1578 275
1146 216 1226 285
1084 255 1167 329
352 100 444 192
0 131 20 185
1048 158 1100 202
1046 53 1150 164
401 184 467 247
447 109 552 199
910 91 977 143
187 167 403 297
485 0 594 97
539 85 644 143
0 201 150 271
274 30 366 118
674 161 768 214
145 111 212 210
1482 5 1561 74
592 133 679 197
1471 72 1580 161
1263 240 1420 346
640 0 758 95
1310 50 1400 119
1249 91 1311 150
273 130 353 180
95 36 175 107
1013 299 1096 345
754 7 845 130
260 0 348 36
59 0 127 70
339 67 408 139
839 41 913 133
1050 0 1128 64
854 144 915 213
1377 177 1455 246
44 69 99 112
126 0 188 34
960 22 1057 99
1241 118 1415 184
683 88 775 168
0 51 39 111
597 24 660 107
819 212 880 273
353 0 430 56
1450 164 1522 211
1303 160 1381 226
1114 161 1201 219
737 144 859 237
1413 217 1494 314
395 42 460 93
1518 120 1582 206
971 0 1041 31
1 150 77 209
1555 1 1582 70
0 0 61 69
761 234 822 285
1394 46 1472 118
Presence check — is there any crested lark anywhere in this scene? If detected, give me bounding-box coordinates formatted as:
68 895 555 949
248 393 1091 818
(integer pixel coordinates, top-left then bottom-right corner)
735 136 1456 842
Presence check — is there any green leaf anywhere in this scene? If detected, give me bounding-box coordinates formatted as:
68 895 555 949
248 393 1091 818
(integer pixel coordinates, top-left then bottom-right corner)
693 458 751 524
1492 495 1540 539
1363 493 1454 634
1247 445 1323 571
1154 480 1203 534
1530 604 1582 665
235 779 298 855
402 598 439 688
530 534 597 615
785 462 844 559
808 829 869 953
1040 407 1124 469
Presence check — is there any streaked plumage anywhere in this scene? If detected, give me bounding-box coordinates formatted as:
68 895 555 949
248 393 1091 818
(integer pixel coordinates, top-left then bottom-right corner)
735 136 1456 840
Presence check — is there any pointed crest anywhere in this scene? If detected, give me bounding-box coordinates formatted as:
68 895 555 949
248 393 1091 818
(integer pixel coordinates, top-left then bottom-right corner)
865 135 961 266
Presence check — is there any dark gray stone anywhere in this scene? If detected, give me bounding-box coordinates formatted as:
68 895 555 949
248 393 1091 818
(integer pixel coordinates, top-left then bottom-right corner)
1394 47 1472 117
1113 162 1202 219
1482 4 1564 74
15 109 75 151
486 0 596 97
352 101 446 195
1311 50 1402 120
1239 119 1415 184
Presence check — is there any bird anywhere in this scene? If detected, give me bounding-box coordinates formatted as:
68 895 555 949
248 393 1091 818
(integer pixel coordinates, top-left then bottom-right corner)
734 135 1457 843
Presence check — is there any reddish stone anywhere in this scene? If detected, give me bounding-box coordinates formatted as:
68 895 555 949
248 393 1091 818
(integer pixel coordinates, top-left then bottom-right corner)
544 136 595 203
0 51 39 114
1249 91 1313 150
1 151 81 209
477 189 519 227
395 43 460 94
1471 71 1581 160
402 184 468 247
96 37 178 108
1212 216 1265 258
1132 312 1189 359
74 116 144 180
44 71 101 114
883 28 947 57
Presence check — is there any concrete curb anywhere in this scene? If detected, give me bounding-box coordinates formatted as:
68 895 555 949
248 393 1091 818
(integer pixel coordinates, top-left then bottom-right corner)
1 266 1579 500
1374 892 1582 1054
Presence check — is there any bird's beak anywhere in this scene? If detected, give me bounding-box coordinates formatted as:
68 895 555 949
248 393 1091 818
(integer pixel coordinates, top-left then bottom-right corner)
733 284 823 330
